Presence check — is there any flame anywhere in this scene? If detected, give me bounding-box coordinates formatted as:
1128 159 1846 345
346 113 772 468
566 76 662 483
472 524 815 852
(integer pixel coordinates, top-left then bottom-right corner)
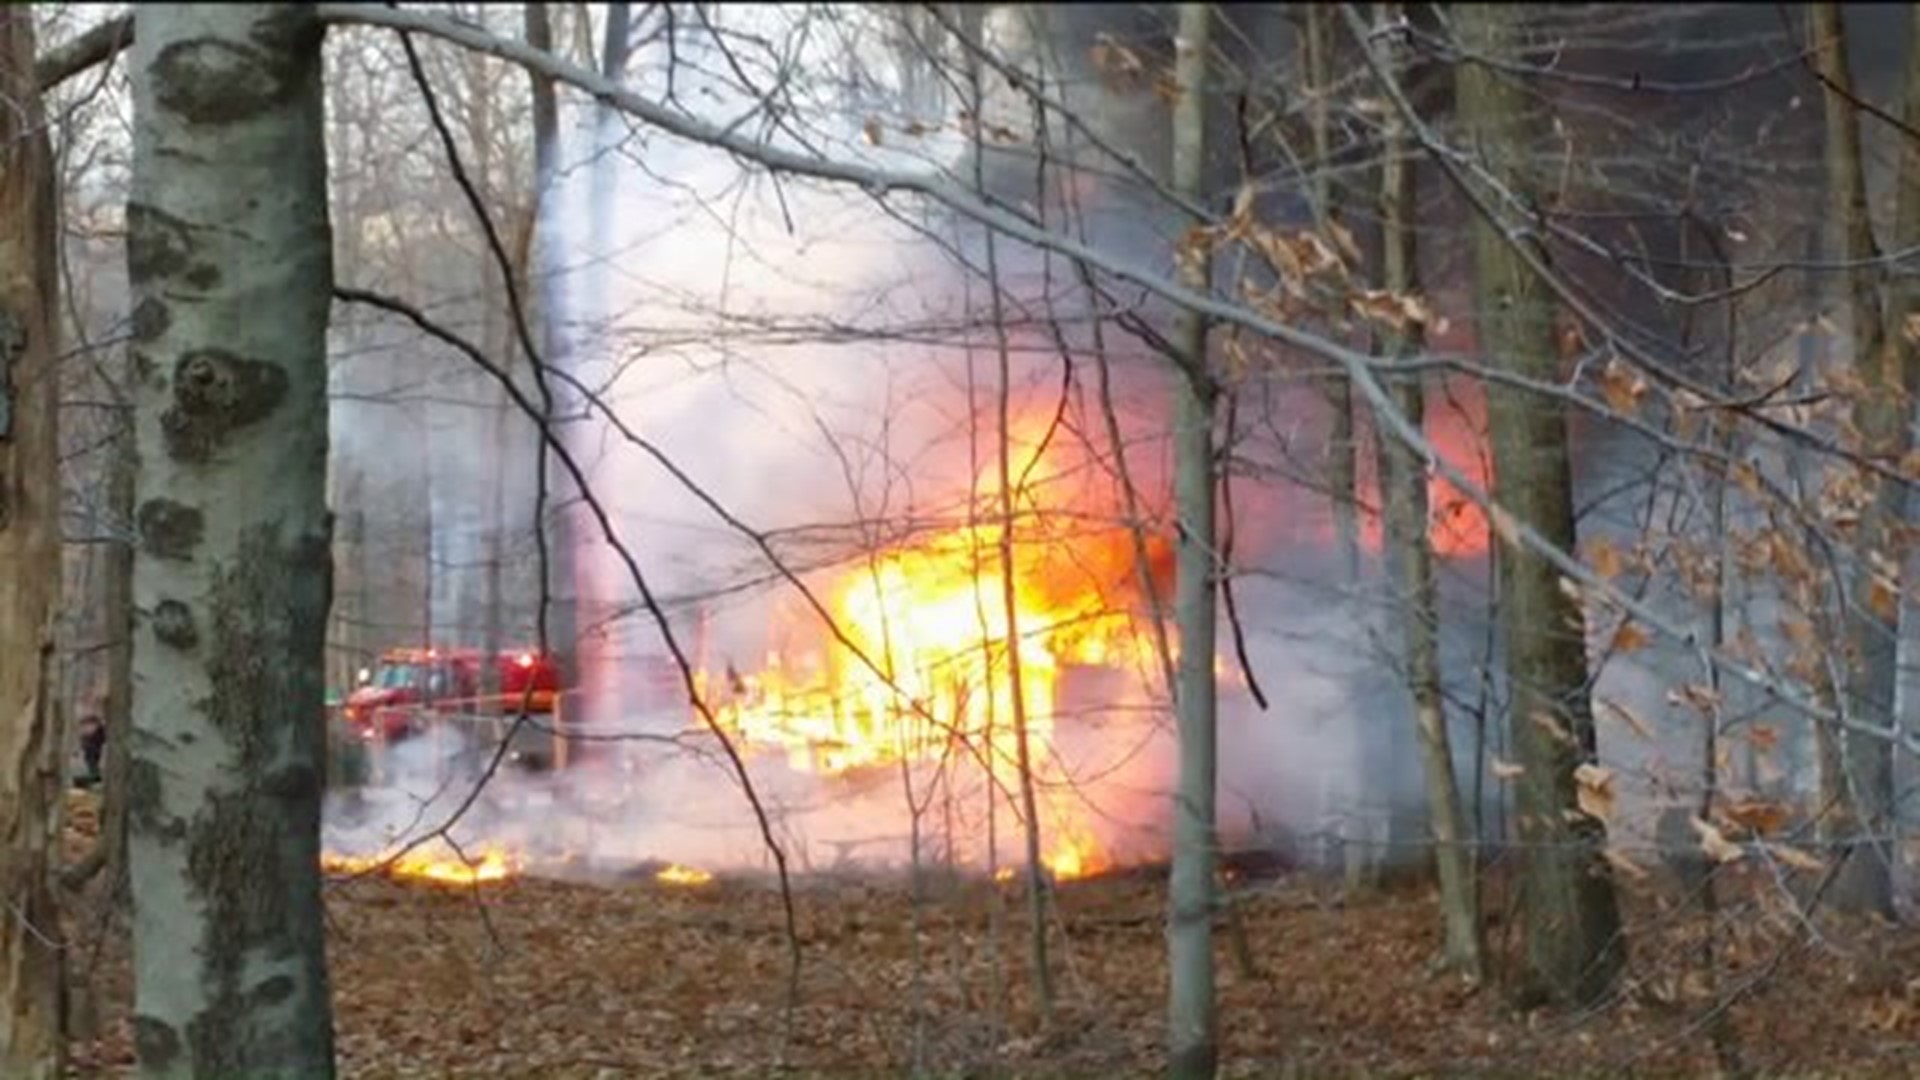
711 415 1165 881
322 842 519 886
656 863 715 886
1358 378 1493 560
1043 826 1104 881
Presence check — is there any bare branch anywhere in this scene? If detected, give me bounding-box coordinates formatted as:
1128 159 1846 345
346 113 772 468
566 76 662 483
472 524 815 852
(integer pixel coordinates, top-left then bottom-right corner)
310 0 1920 760
34 14 132 94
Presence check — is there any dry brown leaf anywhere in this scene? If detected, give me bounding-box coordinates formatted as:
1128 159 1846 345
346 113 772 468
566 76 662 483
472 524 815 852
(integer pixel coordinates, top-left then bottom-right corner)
1297 231 1343 275
1603 846 1650 881
1556 574 1584 604
1609 621 1649 654
1574 763 1616 823
1597 697 1654 742
1869 573 1901 622
1666 683 1723 715
1328 219 1363 265
1588 536 1625 581
1349 289 1434 333
1600 359 1645 415
1723 799 1791 836
862 117 883 146
1690 817 1744 863
1223 336 1251 381
1766 842 1825 873
1224 184 1257 243
1532 710 1575 746
1090 35 1145 78
1758 526 1804 580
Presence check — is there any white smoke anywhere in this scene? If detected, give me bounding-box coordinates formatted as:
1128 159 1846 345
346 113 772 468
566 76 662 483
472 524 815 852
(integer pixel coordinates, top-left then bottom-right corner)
321 6 1726 885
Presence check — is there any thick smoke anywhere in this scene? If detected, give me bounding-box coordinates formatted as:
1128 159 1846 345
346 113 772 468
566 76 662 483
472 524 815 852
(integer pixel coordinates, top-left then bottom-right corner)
323 5 1741 881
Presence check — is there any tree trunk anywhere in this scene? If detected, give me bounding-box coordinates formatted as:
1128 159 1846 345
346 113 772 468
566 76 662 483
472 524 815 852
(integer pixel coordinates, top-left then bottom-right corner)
464 40 513 675
1374 0 1482 980
1166 5 1219 1077
1307 4 1380 894
1306 5 1360 584
956 0 1055 1020
1812 0 1903 918
525 1 576 693
1884 3 1920 889
97 397 136 900
0 9 68 1075
125 5 337 1075
1451 2 1624 1005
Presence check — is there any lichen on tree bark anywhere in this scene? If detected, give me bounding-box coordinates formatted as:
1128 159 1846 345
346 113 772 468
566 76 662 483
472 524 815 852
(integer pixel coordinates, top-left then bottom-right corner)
1452 2 1625 1005
125 4 337 1076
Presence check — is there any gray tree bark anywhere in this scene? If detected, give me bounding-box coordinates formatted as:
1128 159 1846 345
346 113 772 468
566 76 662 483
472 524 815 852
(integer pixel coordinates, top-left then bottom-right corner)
1451 2 1625 1005
1373 1 1482 979
1166 5 1219 1077
101 396 136 893
1811 0 1902 919
0 8 69 1076
125 5 337 1075
1305 5 1360 585
954 0 1056 1019
525 1 575 693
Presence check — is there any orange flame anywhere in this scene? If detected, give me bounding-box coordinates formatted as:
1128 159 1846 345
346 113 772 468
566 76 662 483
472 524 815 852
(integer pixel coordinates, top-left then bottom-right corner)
712 416 1165 881
656 863 714 886
1043 825 1105 881
1358 378 1494 560
322 842 519 886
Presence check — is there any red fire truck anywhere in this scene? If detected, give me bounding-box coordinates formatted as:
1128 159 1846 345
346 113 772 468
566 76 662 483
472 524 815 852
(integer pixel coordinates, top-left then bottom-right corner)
338 646 563 769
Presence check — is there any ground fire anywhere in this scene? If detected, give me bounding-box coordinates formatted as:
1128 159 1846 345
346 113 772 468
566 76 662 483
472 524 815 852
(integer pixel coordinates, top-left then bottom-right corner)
323 390 1488 886
321 840 519 886
656 863 714 886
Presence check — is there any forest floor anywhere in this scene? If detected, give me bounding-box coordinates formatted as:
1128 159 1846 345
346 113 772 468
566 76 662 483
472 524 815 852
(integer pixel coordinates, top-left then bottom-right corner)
59 790 1920 1077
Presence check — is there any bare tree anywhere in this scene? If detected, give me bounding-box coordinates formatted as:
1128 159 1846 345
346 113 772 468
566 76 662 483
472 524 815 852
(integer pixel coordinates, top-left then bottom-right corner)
1305 5 1361 587
1810 0 1902 919
1369 3 1483 979
525 0 578 699
0 8 68 1076
1166 4 1220 1076
1451 2 1624 1005
125 4 336 1072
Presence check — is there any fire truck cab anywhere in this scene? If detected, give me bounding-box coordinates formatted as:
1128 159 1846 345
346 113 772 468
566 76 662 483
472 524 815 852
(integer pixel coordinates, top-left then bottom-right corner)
338 646 562 768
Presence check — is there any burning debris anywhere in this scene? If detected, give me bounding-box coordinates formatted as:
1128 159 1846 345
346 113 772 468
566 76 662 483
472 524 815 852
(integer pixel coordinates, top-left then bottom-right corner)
701 417 1179 882
320 411 1276 886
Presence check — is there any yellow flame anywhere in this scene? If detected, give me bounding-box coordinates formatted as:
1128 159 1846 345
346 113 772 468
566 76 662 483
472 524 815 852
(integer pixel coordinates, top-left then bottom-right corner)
1044 827 1104 881
656 863 714 886
709 421 1161 883
321 843 518 886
